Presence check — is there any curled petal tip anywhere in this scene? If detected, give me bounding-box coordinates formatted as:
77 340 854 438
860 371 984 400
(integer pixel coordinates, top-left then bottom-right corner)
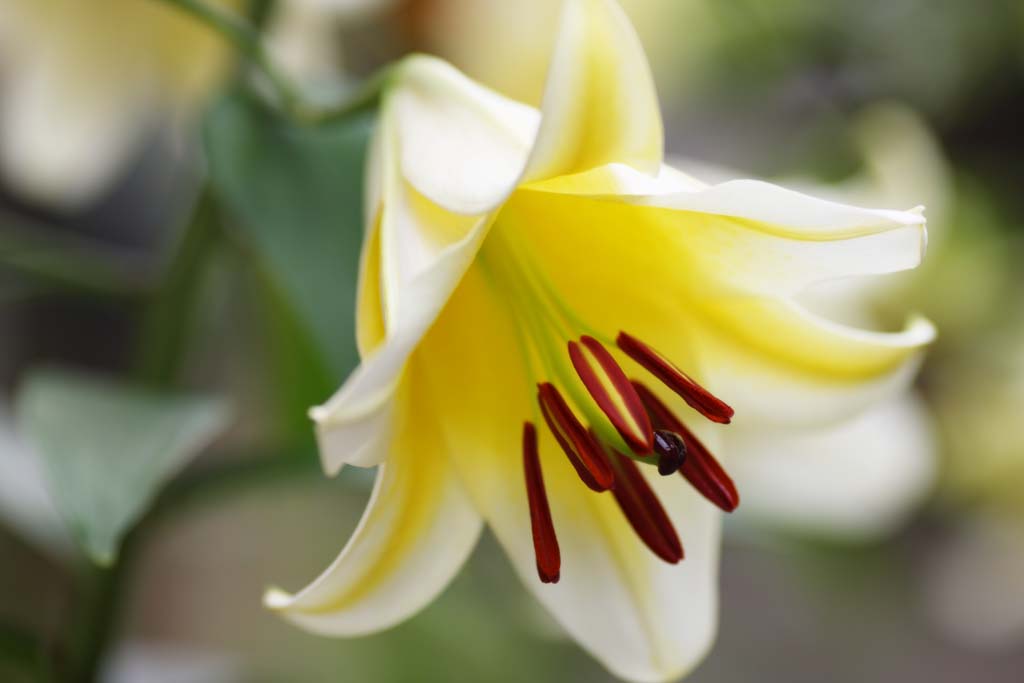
263 587 293 611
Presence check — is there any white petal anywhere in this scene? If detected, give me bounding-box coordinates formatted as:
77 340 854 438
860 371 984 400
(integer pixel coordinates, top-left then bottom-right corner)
637 177 925 231
726 394 936 538
268 386 482 634
504 182 933 430
525 0 663 181
632 179 927 296
311 358 401 472
697 302 933 427
526 168 927 297
312 204 493 472
527 466 720 683
391 56 538 215
525 161 705 196
312 58 534 471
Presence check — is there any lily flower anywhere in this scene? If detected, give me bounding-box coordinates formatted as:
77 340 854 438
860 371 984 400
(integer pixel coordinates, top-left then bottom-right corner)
265 0 933 679
0 0 238 209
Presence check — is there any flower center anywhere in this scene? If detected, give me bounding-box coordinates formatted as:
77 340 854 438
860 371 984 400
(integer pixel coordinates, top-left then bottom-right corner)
479 227 739 584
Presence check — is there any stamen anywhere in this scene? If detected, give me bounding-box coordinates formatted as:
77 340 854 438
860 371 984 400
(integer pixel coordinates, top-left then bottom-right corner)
632 382 740 512
617 332 734 424
568 336 654 454
653 430 687 476
537 383 615 492
603 444 684 564
523 422 560 584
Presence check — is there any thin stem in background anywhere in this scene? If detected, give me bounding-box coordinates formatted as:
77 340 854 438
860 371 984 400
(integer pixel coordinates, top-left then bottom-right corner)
63 447 321 682
34 2 388 676
0 210 154 301
65 548 135 683
153 0 391 125
0 621 53 682
134 188 221 387
60 189 222 681
154 0 304 118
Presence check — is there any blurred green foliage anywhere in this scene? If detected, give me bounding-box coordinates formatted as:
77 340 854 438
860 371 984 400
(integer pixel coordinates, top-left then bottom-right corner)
15 369 228 566
205 92 372 431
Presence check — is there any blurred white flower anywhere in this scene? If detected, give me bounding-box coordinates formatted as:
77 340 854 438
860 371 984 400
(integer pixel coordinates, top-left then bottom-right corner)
410 0 718 107
266 0 398 91
727 394 936 539
0 0 239 209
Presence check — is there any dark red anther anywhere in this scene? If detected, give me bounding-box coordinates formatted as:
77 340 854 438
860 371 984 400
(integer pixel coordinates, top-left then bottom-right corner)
568 336 654 454
653 430 687 476
617 332 734 424
632 382 740 512
603 445 684 564
537 383 615 492
523 423 560 584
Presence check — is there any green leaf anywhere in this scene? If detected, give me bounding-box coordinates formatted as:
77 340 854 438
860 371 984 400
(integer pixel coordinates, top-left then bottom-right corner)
204 92 373 389
15 369 229 566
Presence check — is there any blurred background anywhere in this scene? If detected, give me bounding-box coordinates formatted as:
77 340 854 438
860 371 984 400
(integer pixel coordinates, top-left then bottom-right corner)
2 0 1024 681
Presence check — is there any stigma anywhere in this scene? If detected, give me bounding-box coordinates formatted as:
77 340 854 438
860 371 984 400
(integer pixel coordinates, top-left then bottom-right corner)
522 330 740 584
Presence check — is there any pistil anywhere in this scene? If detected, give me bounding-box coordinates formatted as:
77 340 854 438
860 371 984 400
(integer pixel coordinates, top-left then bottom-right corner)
652 430 687 476
633 382 740 512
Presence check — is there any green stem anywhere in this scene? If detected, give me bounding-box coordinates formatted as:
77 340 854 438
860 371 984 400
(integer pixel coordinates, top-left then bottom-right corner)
0 621 53 682
134 189 221 386
307 65 393 125
246 0 276 30
154 0 303 117
60 448 319 682
66 553 133 683
155 0 392 125
61 190 223 680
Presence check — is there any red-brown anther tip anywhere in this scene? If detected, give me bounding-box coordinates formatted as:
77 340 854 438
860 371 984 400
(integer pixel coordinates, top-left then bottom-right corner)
523 422 561 584
537 383 615 492
568 336 654 454
617 332 734 424
604 446 684 564
632 381 740 513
